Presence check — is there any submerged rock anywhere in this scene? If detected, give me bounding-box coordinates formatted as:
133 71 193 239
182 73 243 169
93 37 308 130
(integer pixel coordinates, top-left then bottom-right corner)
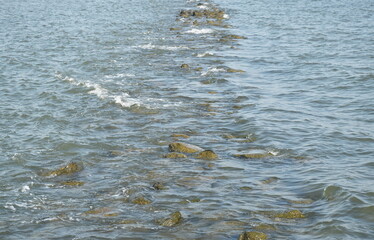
274 210 305 219
180 63 190 69
227 68 246 73
152 182 167 190
132 197 152 205
238 231 268 240
260 177 279 184
60 181 85 187
288 199 313 204
169 142 203 153
157 211 183 227
43 162 82 177
195 150 218 160
233 152 271 159
179 9 225 20
171 133 190 138
253 224 276 231
164 152 187 159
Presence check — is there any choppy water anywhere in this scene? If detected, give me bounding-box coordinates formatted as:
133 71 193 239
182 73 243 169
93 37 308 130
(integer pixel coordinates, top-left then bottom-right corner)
1 0 373 239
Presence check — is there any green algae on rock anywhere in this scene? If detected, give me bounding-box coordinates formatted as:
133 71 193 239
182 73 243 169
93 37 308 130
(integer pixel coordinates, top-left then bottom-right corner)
274 210 305 219
60 181 85 187
132 197 152 205
169 142 203 153
253 223 276 231
43 162 82 177
260 177 279 184
180 63 190 69
171 133 190 138
152 182 167 190
195 150 218 160
179 9 226 20
157 211 183 227
164 152 187 159
238 231 268 240
227 68 246 73
233 153 271 159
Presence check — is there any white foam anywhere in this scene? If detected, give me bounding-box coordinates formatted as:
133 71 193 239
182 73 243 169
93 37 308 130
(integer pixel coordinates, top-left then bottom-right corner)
186 28 215 34
137 43 189 51
197 5 209 9
57 74 141 108
105 73 135 79
223 14 229 19
21 185 30 193
197 52 214 57
201 67 226 76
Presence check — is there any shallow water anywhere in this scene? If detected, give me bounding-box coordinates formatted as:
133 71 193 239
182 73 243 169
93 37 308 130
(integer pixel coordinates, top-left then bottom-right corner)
1 0 373 239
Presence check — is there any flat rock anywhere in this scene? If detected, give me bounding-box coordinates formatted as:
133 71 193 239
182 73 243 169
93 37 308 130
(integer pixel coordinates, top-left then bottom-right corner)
169 142 203 153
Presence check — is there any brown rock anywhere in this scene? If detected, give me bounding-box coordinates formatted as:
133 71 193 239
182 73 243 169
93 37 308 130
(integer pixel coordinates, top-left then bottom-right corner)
169 142 203 153
195 150 218 160
238 231 268 240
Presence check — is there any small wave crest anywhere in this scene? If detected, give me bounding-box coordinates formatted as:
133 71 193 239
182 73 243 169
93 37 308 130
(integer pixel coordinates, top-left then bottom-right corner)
56 73 141 108
137 43 189 51
186 28 215 34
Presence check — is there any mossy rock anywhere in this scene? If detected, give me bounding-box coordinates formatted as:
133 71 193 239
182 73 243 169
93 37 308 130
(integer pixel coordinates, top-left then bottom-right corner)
227 68 246 73
180 63 190 69
195 150 218 160
164 152 187 159
118 219 138 224
157 211 183 227
260 177 279 184
238 231 268 240
274 210 305 219
171 133 190 138
240 186 253 191
253 224 276 231
60 181 85 187
43 162 82 177
169 142 203 153
225 34 247 40
84 207 111 215
132 197 152 205
288 199 313 204
152 182 167 190
234 153 271 159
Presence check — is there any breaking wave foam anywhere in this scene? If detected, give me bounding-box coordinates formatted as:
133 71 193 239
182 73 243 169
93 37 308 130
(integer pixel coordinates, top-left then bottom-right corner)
137 43 189 51
56 74 141 108
186 28 215 34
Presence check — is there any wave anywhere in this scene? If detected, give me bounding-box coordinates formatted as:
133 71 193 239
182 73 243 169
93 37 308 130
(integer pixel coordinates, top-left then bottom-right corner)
56 74 141 108
186 28 215 34
137 43 189 51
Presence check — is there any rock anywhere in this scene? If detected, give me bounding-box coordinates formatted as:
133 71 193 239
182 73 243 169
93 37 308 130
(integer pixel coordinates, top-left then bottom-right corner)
253 224 276 231
287 199 313 204
152 182 167 190
132 197 152 205
233 152 271 159
84 207 111 215
169 142 203 153
274 210 305 219
227 68 246 73
240 186 253 191
164 152 187 159
170 27 181 31
158 211 183 227
180 63 190 69
238 231 268 240
224 34 247 40
260 177 279 184
43 162 82 177
172 133 190 138
179 9 225 20
195 150 218 160
118 219 137 224
60 181 85 187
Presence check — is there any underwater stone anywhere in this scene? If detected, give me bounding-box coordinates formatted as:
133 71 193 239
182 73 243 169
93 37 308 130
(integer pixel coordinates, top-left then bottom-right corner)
158 211 183 227
181 63 190 69
152 182 167 190
164 152 187 159
60 181 85 187
275 210 305 219
169 142 203 153
233 153 271 159
227 68 245 73
132 197 152 205
171 133 190 138
195 150 218 160
238 231 268 240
